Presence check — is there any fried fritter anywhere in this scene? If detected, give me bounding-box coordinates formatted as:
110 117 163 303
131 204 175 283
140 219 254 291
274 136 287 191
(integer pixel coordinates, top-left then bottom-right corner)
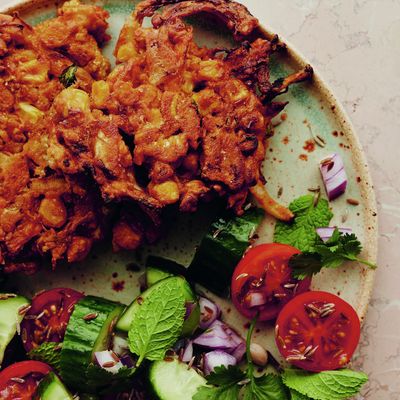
0 0 313 273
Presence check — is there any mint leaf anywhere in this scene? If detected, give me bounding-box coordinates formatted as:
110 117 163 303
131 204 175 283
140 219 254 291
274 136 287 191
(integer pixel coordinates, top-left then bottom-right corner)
28 342 62 373
59 65 77 88
193 383 240 400
282 369 368 400
128 278 186 365
290 390 312 400
274 195 333 252
243 374 289 400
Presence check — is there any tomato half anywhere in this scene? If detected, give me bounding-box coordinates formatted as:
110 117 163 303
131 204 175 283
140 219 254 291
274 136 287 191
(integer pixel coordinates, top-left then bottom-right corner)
231 244 311 321
21 288 84 351
0 360 51 400
275 291 361 372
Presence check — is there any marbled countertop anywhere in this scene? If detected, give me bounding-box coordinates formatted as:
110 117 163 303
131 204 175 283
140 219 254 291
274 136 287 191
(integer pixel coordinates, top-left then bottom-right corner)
241 1 399 398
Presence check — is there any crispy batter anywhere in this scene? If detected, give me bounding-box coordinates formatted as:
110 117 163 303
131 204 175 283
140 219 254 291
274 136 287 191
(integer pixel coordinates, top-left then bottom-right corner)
0 0 313 273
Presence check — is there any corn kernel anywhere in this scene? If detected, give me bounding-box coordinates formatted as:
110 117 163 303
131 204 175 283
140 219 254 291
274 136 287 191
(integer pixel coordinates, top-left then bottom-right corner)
149 181 180 205
57 88 91 118
18 102 44 124
117 43 137 62
38 197 67 228
91 80 110 108
198 60 224 80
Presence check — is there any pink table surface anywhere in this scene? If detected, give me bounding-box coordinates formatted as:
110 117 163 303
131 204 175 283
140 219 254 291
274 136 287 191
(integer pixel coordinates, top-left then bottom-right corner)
240 1 399 398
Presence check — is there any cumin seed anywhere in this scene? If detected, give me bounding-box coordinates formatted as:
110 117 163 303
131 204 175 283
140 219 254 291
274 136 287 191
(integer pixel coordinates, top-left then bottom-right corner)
83 312 98 321
347 198 360 206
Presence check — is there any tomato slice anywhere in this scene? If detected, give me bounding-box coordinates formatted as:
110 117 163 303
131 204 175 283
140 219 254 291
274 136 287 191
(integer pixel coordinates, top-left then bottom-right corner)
0 360 51 400
21 288 84 352
231 244 311 321
275 291 361 372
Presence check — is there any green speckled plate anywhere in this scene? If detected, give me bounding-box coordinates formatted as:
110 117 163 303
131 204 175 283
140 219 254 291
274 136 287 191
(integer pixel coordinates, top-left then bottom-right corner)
2 0 377 360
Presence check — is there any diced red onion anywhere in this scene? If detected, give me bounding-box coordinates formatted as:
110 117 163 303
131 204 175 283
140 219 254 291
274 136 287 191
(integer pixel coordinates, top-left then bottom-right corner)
94 350 124 374
182 340 194 363
203 350 237 375
231 342 246 362
319 153 348 200
193 320 245 360
316 227 353 242
245 291 267 308
199 297 220 329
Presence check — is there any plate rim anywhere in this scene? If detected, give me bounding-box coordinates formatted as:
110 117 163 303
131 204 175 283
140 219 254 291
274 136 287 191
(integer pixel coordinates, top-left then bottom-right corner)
0 0 378 322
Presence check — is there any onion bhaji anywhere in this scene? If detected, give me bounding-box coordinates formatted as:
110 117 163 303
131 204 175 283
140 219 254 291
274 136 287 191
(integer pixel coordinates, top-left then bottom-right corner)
0 0 313 273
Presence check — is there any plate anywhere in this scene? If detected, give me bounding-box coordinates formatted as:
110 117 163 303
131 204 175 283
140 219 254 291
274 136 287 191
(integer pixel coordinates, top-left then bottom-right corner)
2 0 378 359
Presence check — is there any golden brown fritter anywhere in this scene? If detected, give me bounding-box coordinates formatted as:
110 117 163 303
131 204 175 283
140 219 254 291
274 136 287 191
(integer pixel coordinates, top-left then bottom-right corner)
0 1 111 271
0 0 313 273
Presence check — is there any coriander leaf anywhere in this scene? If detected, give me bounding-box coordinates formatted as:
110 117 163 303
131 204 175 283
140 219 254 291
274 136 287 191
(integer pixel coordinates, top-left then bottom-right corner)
85 364 136 395
193 364 245 400
289 253 323 279
207 365 246 386
282 368 368 400
315 232 377 270
243 374 289 400
28 342 62 373
274 195 333 252
59 65 77 88
193 383 240 400
128 278 186 365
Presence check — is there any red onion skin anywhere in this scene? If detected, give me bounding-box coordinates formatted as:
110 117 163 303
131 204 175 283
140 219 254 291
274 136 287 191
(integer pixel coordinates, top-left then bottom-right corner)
199 297 220 330
203 350 237 375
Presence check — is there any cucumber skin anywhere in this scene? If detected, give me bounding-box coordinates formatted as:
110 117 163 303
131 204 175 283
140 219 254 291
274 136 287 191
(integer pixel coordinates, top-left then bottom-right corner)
187 208 264 296
149 359 206 400
0 295 29 366
60 296 124 390
35 372 73 400
116 277 199 336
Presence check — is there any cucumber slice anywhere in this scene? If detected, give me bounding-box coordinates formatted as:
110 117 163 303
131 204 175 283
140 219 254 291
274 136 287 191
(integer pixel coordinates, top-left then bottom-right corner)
116 276 200 336
35 372 73 400
60 296 124 390
146 267 174 288
187 207 264 296
0 294 29 366
149 359 206 400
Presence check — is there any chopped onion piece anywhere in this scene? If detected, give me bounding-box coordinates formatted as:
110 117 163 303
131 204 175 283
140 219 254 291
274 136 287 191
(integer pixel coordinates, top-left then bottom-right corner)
245 291 267 308
319 153 348 200
231 342 246 362
193 320 245 361
316 227 353 242
203 350 237 375
182 340 194 363
199 297 220 329
94 350 124 374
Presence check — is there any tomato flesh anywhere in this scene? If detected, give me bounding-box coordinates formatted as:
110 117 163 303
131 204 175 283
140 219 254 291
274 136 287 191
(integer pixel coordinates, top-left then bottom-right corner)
275 291 361 372
21 288 84 351
0 360 51 400
231 244 311 321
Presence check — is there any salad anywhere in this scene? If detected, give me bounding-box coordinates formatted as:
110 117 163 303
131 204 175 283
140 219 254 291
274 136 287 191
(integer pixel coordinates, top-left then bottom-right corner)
0 156 376 399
